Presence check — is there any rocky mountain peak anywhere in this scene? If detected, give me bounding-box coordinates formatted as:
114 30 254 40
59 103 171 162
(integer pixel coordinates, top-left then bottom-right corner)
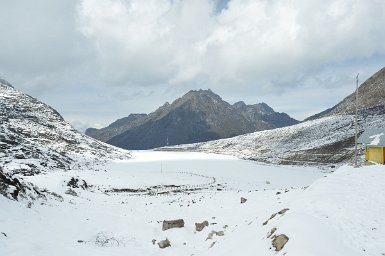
182 89 223 103
87 89 298 150
233 101 247 109
253 102 275 114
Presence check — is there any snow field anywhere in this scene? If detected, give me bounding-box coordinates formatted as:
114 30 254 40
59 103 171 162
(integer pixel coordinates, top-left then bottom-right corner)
1 151 384 256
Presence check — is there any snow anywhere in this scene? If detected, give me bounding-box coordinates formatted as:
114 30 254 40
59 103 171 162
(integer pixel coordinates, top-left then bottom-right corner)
369 133 384 146
1 151 384 256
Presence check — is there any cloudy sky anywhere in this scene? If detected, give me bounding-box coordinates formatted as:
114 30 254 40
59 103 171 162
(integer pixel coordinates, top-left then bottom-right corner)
1 0 384 132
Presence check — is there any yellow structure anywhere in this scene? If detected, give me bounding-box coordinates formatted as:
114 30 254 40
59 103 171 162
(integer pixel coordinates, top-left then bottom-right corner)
359 129 385 164
364 146 385 164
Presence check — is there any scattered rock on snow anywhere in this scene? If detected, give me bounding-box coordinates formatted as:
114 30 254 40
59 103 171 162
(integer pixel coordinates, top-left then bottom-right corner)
158 238 171 249
272 234 289 251
67 177 88 190
206 230 225 240
65 189 78 197
241 197 247 203
267 227 277 238
162 219 185 231
278 208 289 215
263 208 290 225
195 220 209 231
216 231 224 236
263 213 277 226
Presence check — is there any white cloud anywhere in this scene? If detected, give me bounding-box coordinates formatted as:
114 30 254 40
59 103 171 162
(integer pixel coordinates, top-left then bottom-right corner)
77 0 385 92
1 0 384 128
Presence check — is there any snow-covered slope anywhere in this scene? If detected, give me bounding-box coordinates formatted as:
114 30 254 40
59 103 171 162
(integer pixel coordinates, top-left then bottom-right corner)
0 151 383 256
0 79 129 199
163 108 385 166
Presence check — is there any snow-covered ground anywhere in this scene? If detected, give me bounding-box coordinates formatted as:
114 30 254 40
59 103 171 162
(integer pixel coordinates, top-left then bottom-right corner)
1 151 384 256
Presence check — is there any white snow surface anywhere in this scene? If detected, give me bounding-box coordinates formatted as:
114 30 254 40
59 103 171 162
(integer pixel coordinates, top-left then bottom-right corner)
1 151 384 256
369 133 384 146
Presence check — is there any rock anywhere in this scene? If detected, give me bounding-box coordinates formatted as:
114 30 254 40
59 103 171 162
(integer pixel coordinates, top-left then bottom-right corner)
206 231 215 240
278 208 289 215
77 240 84 243
152 239 156 245
216 231 224 236
206 230 224 240
0 169 24 200
241 197 247 203
272 234 289 251
267 227 277 238
162 219 184 231
158 238 171 249
1 232 7 237
67 177 88 189
263 209 289 226
195 220 209 231
65 189 78 197
14 153 25 159
263 213 277 225
209 241 216 248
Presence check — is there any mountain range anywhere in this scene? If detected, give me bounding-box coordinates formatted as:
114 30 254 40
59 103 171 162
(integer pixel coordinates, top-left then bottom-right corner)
163 67 385 166
86 89 298 150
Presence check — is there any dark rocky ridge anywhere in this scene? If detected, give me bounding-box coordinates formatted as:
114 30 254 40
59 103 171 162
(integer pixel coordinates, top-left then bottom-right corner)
87 89 298 150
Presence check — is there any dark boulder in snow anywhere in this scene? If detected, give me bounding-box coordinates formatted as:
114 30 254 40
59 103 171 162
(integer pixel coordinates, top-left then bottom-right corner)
195 220 209 231
162 219 184 231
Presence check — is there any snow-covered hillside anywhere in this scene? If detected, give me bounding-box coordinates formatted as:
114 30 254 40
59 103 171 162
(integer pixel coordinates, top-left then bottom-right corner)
163 108 385 167
0 80 129 199
0 151 384 256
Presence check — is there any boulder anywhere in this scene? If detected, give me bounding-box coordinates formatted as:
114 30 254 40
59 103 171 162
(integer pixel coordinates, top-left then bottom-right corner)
162 219 184 231
272 234 289 251
158 238 171 249
241 197 247 203
195 220 209 231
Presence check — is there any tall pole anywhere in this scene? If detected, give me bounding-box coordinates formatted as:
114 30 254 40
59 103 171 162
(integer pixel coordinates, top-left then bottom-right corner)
354 73 359 167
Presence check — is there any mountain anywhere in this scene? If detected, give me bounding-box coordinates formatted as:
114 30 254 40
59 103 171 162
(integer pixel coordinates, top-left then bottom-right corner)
86 89 298 150
0 79 129 200
85 114 147 142
306 67 385 120
162 67 385 166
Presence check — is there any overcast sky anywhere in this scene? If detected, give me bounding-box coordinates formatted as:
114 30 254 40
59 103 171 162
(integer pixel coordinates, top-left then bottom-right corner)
1 0 384 132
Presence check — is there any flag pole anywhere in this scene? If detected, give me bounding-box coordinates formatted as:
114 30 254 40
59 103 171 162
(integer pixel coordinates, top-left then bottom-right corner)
354 73 359 167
